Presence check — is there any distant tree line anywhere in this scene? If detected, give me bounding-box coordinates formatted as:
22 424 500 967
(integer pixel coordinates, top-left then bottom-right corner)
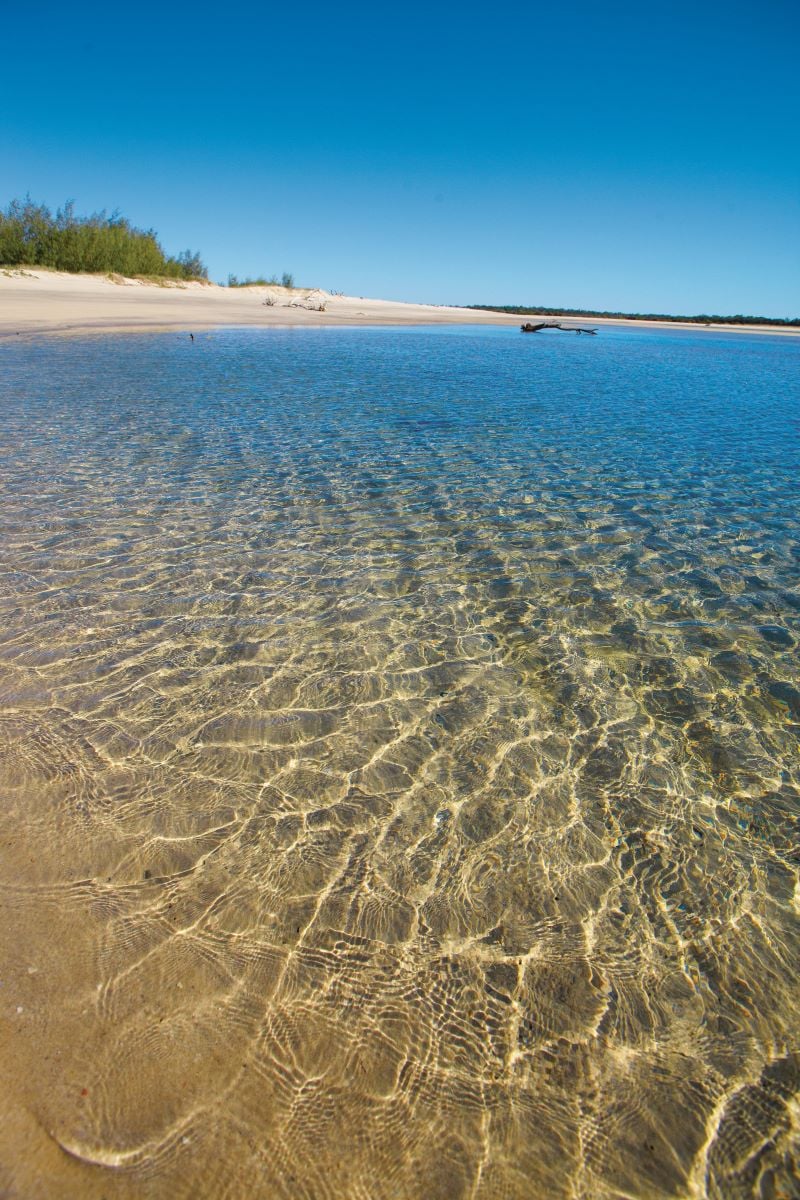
0 197 208 279
468 304 800 328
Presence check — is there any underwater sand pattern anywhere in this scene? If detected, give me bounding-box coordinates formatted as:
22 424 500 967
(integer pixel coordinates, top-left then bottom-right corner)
0 327 798 1198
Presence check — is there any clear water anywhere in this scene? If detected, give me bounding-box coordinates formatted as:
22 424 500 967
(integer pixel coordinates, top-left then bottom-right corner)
0 325 798 1199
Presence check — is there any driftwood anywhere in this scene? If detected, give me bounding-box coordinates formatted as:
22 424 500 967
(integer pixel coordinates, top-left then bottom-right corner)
521 322 596 335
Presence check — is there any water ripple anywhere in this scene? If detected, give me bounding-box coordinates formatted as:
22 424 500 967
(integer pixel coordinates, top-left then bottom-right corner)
0 326 797 1199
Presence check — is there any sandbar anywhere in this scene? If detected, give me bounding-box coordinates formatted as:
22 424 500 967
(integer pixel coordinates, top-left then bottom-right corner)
1 269 796 338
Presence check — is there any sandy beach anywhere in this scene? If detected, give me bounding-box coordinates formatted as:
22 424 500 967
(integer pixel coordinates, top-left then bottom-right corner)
1 268 797 338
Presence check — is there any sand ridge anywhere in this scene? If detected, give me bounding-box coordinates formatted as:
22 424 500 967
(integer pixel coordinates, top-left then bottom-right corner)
0 269 796 338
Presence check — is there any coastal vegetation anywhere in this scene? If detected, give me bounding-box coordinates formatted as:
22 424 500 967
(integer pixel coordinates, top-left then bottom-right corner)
0 197 207 280
227 272 295 288
469 304 800 327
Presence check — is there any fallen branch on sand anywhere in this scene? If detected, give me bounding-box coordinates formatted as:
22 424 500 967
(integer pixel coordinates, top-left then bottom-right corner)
521 322 596 335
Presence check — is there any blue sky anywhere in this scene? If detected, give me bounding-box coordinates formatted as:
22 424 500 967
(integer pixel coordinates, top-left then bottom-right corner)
2 0 798 315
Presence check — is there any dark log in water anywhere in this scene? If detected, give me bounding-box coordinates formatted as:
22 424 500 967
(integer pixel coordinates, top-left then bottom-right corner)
521 321 597 334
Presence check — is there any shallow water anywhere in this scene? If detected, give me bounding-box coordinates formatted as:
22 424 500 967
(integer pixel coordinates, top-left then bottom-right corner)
0 325 798 1199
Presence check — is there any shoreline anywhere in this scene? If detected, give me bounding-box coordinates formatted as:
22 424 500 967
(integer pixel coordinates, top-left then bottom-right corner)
1 269 797 339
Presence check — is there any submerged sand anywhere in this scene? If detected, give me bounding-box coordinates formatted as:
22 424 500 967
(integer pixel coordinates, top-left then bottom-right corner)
1 326 799 1200
0 269 796 338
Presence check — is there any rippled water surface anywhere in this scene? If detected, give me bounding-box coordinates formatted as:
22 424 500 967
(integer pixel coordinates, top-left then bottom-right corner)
0 325 798 1199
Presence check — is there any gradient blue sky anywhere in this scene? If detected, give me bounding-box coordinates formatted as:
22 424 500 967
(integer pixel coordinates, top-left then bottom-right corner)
2 0 798 314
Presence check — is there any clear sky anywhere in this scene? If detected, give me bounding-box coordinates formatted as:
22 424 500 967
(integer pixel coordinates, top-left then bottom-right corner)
2 0 798 315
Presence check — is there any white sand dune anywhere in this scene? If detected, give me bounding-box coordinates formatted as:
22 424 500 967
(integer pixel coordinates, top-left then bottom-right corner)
0 269 795 338
0 270 513 336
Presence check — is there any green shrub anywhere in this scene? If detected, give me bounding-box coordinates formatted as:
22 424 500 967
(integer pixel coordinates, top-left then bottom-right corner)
0 196 208 280
227 274 279 287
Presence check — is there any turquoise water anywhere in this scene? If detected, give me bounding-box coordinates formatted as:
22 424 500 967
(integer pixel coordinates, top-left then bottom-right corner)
0 325 798 1199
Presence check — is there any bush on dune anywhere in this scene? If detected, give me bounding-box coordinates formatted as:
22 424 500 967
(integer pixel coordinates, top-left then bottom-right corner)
227 273 295 289
0 197 208 280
